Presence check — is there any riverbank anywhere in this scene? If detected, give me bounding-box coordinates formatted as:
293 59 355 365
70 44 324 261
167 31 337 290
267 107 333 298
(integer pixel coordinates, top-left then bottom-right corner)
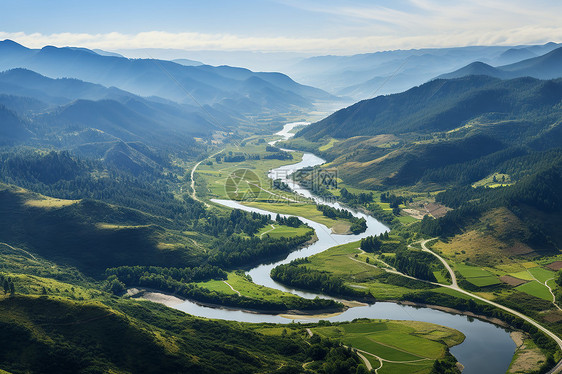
129 285 510 330
396 300 511 328
127 288 348 316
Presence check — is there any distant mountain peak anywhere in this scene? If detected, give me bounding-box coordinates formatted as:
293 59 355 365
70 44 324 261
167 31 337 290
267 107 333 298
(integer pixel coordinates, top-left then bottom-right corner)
439 46 562 81
0 39 28 50
437 61 504 80
172 58 203 66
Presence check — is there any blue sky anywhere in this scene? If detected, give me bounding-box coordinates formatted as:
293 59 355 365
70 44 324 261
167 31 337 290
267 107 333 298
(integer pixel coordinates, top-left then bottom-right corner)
1 0 561 55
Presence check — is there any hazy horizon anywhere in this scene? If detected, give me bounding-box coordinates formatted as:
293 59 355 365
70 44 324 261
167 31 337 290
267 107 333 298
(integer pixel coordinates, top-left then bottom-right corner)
1 0 561 59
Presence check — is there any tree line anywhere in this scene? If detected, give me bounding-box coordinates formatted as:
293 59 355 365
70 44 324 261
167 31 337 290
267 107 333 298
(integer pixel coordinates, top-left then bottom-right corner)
210 233 313 269
383 250 437 282
270 259 373 301
316 204 367 234
105 264 341 312
0 274 15 295
275 214 303 228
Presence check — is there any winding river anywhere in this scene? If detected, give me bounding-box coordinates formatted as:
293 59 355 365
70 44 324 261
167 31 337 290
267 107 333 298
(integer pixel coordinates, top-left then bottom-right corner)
174 122 516 373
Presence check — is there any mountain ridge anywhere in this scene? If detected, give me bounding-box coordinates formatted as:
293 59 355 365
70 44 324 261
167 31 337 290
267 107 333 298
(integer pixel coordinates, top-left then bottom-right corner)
439 47 562 80
0 40 334 118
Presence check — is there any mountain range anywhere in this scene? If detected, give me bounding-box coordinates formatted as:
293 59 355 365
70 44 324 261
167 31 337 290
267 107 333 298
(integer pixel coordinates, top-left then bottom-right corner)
0 39 334 119
0 68 216 151
286 42 561 100
297 75 562 141
439 47 562 80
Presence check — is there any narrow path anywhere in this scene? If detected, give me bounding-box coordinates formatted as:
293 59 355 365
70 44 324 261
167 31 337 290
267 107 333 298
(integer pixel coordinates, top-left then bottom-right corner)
355 351 373 371
190 160 204 203
260 224 276 238
246 181 301 203
357 347 429 364
307 326 434 372
348 255 416 282
0 242 37 261
525 270 561 311
545 278 562 312
223 281 241 296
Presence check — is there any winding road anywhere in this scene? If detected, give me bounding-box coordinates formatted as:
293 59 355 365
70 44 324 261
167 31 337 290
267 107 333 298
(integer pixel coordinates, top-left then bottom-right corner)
190 159 205 204
190 149 224 206
414 239 562 374
306 328 374 371
418 239 458 288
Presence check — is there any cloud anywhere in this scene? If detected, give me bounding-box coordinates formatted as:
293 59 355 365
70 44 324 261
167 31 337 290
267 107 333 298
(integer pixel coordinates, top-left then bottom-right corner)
1 27 561 55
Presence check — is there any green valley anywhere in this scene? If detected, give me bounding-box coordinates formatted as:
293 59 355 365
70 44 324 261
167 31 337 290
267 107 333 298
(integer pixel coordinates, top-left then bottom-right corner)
2 20 562 374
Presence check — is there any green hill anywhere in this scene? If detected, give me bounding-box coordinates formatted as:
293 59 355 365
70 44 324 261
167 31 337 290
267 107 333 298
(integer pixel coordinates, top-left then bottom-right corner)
297 76 562 141
287 74 562 259
289 76 562 190
0 295 319 374
0 184 201 276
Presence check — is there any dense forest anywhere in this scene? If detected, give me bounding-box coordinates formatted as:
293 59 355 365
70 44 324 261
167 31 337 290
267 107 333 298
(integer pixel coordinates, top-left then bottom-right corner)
0 150 204 225
384 250 438 282
210 233 314 268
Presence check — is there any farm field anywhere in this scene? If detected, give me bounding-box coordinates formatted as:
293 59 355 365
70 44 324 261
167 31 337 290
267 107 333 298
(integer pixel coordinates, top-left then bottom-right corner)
516 281 554 301
527 267 556 283
455 263 500 287
311 320 465 374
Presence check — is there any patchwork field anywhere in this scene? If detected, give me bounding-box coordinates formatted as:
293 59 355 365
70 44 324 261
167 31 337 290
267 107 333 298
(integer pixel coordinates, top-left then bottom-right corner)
546 261 562 271
311 320 465 374
515 281 554 301
527 267 556 283
455 263 500 287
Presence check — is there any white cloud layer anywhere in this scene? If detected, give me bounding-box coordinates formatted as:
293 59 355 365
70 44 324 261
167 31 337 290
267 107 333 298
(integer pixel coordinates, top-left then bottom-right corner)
4 0 562 56
2 27 561 55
